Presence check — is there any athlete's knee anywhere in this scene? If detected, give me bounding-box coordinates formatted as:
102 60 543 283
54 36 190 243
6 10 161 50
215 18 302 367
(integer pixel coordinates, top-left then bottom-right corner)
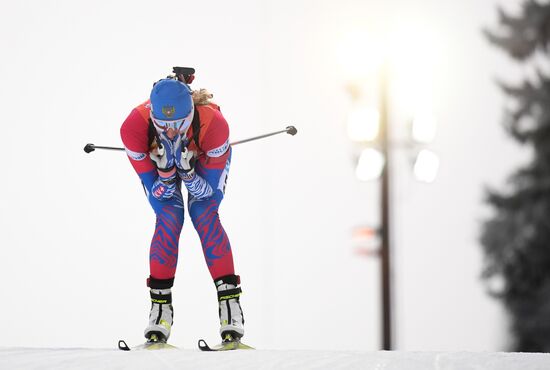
156 205 185 228
188 195 222 226
149 193 184 217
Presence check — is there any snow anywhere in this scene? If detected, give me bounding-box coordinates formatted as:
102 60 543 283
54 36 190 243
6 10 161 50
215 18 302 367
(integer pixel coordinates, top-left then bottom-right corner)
1 347 548 370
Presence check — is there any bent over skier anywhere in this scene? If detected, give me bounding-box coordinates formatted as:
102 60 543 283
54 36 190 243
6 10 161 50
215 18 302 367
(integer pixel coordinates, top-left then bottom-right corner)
120 76 245 344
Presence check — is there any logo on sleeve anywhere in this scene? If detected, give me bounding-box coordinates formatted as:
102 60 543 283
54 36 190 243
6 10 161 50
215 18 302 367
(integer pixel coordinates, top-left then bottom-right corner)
125 147 146 161
207 139 230 157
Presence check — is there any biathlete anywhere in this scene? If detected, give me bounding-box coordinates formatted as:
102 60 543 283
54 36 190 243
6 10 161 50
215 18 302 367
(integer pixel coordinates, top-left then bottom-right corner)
120 71 245 344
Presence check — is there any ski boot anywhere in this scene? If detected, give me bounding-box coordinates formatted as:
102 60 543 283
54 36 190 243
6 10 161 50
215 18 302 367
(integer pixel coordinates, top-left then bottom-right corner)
215 274 245 340
144 277 174 342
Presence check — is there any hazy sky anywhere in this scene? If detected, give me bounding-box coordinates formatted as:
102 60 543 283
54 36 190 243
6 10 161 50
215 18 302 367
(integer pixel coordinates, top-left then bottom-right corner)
0 0 525 350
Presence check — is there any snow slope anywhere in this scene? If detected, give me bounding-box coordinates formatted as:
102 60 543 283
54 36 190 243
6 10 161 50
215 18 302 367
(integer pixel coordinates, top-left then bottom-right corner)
1 347 548 370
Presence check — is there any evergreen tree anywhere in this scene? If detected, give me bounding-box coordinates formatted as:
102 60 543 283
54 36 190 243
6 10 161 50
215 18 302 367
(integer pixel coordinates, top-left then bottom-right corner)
482 0 550 352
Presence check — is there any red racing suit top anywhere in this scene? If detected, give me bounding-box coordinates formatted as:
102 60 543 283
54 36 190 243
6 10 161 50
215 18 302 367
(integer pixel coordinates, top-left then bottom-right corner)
120 100 231 196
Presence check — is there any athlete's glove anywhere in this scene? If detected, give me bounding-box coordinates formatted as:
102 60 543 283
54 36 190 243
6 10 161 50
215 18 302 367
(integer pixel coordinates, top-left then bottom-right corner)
150 132 178 173
175 142 196 179
150 174 177 200
150 133 179 200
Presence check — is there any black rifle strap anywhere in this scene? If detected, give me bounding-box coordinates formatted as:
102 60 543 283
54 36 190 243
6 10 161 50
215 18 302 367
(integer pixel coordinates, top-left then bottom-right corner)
148 118 162 149
190 107 201 151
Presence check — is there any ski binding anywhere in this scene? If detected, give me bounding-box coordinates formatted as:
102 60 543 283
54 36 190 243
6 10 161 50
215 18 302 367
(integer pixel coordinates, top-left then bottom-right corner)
198 333 254 351
118 334 178 351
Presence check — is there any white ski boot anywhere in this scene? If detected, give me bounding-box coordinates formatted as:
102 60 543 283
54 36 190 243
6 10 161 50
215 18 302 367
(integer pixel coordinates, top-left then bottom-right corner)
215 274 245 339
144 287 174 342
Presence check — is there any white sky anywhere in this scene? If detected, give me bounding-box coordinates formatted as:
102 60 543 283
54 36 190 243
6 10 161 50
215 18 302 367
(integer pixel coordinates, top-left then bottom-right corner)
0 0 527 351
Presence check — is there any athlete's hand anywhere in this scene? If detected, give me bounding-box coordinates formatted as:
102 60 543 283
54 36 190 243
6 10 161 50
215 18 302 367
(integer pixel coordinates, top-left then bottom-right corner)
150 174 177 200
175 142 196 177
150 132 178 173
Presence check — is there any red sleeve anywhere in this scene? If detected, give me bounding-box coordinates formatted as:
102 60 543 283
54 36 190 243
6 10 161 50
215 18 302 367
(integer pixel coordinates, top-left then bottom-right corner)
198 109 230 169
120 108 156 175
201 110 230 156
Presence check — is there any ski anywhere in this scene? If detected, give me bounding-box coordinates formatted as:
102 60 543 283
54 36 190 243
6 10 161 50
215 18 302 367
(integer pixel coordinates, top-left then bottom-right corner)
198 334 254 351
118 334 179 351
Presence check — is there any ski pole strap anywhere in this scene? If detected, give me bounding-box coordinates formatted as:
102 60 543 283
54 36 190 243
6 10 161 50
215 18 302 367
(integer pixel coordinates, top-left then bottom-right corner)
217 287 242 302
150 291 172 304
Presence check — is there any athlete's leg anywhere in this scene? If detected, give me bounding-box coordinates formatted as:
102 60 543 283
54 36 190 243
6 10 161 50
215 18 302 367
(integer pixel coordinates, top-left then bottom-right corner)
187 151 244 338
143 186 184 340
147 186 185 280
188 191 234 279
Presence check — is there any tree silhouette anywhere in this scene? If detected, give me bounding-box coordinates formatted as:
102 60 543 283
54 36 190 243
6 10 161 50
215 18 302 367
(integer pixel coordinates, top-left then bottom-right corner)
482 0 550 352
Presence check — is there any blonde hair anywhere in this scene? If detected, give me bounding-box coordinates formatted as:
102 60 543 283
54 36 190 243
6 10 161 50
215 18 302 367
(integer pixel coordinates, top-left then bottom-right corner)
192 89 213 106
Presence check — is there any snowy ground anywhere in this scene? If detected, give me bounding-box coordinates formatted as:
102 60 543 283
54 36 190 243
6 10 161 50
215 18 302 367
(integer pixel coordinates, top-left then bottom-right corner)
1 347 549 370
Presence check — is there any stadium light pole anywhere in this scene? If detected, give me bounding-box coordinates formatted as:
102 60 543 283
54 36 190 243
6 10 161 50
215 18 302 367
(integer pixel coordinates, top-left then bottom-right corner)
378 60 393 351
340 33 394 350
347 60 393 350
342 29 439 351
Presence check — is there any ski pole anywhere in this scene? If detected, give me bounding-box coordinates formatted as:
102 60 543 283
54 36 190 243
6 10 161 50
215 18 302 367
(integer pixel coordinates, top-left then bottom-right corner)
83 125 298 154
83 144 125 153
228 126 297 146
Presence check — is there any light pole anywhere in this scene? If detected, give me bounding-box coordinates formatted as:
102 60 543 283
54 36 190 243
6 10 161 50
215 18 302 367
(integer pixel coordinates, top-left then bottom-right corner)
378 61 393 350
341 29 439 351
347 62 439 351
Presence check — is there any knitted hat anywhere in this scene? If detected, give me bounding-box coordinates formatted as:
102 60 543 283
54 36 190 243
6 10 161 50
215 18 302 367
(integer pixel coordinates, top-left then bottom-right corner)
150 79 193 120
